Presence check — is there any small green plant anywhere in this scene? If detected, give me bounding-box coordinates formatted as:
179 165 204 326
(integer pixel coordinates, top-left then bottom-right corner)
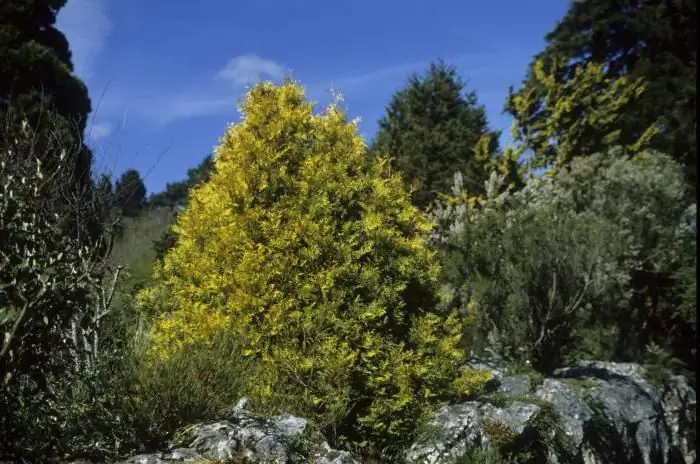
526 372 544 391
284 431 320 463
518 402 576 463
641 341 689 391
412 422 452 445
470 394 576 463
483 418 518 448
131 327 256 447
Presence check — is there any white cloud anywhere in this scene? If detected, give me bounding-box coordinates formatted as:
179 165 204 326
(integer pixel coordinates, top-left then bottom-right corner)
332 60 427 91
316 53 493 99
94 50 508 128
216 54 286 87
147 94 235 125
99 56 288 126
87 121 113 141
57 0 112 80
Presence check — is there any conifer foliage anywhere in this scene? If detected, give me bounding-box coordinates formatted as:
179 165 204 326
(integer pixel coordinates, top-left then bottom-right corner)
370 60 502 210
137 80 489 457
506 0 697 191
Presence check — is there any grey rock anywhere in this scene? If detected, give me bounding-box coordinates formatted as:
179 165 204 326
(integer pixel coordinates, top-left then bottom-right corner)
116 398 358 464
181 422 240 461
408 361 696 464
552 360 649 383
661 375 696 463
162 448 205 461
271 413 309 438
498 375 532 396
111 362 694 464
550 361 686 464
405 400 541 464
119 454 170 464
406 401 483 463
535 378 595 447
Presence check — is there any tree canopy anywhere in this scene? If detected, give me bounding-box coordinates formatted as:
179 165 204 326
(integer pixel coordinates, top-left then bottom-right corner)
370 59 502 210
506 0 697 191
0 0 94 190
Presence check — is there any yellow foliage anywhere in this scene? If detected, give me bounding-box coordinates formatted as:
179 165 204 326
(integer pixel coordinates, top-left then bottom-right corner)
137 79 488 457
507 56 660 176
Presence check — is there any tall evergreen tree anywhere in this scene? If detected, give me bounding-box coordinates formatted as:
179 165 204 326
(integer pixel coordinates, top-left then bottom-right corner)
0 0 94 187
506 0 697 192
0 0 102 250
114 169 147 218
370 59 502 210
137 80 489 458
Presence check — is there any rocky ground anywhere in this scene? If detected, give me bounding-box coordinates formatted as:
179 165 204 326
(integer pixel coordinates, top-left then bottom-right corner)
68 360 695 464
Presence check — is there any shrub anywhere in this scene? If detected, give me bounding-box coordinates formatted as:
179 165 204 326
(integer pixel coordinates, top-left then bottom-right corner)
137 80 489 459
129 327 256 446
0 120 127 460
553 149 696 366
430 148 695 373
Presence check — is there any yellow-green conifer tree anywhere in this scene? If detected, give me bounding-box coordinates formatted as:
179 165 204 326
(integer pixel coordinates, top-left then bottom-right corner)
506 57 659 176
137 80 488 458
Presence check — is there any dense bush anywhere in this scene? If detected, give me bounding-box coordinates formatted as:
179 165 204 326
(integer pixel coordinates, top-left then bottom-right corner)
128 328 256 446
0 120 125 460
430 148 696 373
551 148 696 367
136 80 490 459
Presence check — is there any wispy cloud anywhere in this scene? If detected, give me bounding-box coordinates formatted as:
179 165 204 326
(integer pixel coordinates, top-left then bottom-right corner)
147 94 236 126
100 54 288 126
330 60 426 91
87 122 113 141
98 47 521 128
326 53 491 93
56 0 112 81
216 54 287 87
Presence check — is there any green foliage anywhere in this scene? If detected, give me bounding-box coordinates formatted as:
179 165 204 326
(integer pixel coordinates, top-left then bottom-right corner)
40 336 145 462
431 148 695 373
0 0 95 192
114 169 148 218
105 208 175 344
137 80 490 460
554 149 696 367
431 171 626 373
149 154 215 210
511 402 576 464
640 342 691 391
150 155 216 260
0 121 112 460
370 59 504 210
129 328 256 448
508 0 696 191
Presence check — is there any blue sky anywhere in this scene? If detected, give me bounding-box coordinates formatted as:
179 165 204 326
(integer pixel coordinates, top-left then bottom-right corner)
57 0 569 195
